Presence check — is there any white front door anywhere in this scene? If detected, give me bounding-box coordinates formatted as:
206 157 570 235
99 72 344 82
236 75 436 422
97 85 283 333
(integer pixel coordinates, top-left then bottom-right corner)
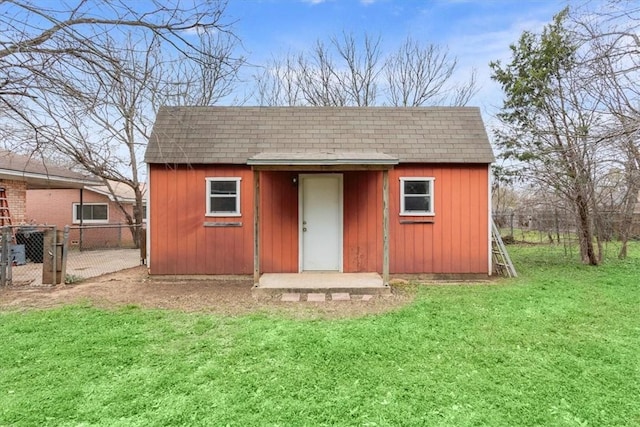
300 174 343 271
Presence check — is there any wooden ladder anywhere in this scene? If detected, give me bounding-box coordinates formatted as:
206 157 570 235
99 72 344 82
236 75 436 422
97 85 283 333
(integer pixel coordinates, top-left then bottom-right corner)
0 187 12 227
491 218 517 278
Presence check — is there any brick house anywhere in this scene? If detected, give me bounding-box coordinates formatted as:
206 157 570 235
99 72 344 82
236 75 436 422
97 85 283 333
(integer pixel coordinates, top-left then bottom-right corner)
0 150 99 225
27 181 145 249
145 107 495 283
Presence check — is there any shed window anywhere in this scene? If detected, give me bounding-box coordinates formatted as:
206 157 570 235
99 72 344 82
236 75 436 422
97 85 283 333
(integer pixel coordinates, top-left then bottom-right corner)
73 203 109 223
206 178 241 216
400 177 434 216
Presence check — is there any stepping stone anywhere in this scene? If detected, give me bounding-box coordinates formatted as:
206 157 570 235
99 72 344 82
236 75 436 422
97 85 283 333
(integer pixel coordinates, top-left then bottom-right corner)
281 293 301 302
361 294 374 301
307 293 325 302
331 292 350 301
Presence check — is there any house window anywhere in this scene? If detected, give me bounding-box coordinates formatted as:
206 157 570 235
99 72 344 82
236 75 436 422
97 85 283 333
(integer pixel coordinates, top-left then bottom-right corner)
206 178 241 216
73 203 109 223
400 177 434 216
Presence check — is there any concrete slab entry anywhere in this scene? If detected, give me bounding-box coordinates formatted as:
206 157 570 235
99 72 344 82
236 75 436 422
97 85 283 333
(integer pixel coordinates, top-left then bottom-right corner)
259 272 383 288
281 293 301 302
331 292 351 301
307 293 326 302
253 272 391 297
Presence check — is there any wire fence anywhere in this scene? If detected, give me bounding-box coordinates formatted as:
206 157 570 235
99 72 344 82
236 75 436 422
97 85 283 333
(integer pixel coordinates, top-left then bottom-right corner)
1 224 144 287
493 210 640 245
67 223 140 250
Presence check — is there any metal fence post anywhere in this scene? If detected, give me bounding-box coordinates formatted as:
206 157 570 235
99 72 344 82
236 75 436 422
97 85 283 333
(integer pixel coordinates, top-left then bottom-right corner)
52 226 57 286
0 227 8 286
7 227 12 285
61 225 70 282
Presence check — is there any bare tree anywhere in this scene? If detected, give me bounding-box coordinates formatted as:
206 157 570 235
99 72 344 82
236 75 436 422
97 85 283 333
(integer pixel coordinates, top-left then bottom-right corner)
450 69 479 107
296 41 348 106
254 55 303 106
331 32 382 106
385 37 477 106
574 3 640 258
253 32 474 107
24 34 161 246
164 29 245 106
0 0 234 125
0 0 243 246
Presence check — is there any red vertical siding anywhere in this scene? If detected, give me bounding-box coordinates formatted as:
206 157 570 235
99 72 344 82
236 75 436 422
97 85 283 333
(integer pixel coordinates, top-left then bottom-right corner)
149 164 489 276
343 171 382 273
389 164 489 274
260 171 298 272
149 164 253 275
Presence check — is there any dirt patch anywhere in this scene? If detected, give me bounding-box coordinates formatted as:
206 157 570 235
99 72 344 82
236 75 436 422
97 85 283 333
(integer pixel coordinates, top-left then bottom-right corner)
0 267 418 318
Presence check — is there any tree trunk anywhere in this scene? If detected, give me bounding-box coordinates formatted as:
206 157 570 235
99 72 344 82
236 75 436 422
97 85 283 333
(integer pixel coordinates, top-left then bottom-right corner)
575 193 598 265
132 188 144 249
618 160 639 260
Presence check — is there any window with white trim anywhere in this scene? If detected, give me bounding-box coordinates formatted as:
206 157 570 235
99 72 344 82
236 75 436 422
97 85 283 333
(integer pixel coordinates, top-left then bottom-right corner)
73 203 109 223
206 177 241 216
400 177 434 216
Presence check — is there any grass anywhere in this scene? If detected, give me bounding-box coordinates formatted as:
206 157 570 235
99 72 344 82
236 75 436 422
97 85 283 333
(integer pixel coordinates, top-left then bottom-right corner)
1 244 639 426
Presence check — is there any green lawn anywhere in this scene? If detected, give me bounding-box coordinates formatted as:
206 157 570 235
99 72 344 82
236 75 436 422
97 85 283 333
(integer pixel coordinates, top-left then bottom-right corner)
1 244 639 426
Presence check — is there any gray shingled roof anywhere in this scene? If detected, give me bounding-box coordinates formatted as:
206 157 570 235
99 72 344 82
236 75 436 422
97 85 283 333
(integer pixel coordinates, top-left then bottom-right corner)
0 150 101 189
145 106 494 165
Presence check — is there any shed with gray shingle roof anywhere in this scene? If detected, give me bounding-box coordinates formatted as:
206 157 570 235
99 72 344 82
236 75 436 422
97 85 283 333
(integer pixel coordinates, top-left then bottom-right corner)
145 106 495 282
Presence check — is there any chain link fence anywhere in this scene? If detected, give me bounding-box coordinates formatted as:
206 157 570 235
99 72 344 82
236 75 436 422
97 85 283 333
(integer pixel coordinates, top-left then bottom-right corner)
1 224 144 287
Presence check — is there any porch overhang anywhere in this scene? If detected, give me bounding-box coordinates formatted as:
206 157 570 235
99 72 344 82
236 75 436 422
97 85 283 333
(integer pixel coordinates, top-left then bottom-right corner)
247 152 399 171
251 158 392 287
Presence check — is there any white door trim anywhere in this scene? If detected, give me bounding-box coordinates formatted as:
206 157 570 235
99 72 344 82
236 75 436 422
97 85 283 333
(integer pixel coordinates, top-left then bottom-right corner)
298 173 343 272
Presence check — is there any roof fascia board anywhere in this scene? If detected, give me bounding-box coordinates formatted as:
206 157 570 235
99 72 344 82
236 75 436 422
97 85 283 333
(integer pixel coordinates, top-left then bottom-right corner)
246 158 400 166
0 168 100 186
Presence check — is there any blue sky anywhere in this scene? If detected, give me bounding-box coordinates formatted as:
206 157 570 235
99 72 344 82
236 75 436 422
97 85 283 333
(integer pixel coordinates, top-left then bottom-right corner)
225 0 573 119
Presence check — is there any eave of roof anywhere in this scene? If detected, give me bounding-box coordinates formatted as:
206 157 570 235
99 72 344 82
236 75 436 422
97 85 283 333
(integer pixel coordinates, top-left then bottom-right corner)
86 181 147 204
0 169 101 189
0 150 101 189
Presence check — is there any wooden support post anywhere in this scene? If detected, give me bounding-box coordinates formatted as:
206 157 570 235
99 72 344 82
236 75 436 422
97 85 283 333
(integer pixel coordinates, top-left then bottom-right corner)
42 228 63 285
382 169 390 285
253 170 260 285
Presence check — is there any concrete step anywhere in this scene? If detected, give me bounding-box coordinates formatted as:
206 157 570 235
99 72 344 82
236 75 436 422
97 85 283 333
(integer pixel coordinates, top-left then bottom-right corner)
252 272 391 297
254 286 391 297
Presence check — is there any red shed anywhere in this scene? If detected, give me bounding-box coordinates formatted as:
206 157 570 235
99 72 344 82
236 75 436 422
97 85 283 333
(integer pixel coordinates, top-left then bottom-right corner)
145 107 495 283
